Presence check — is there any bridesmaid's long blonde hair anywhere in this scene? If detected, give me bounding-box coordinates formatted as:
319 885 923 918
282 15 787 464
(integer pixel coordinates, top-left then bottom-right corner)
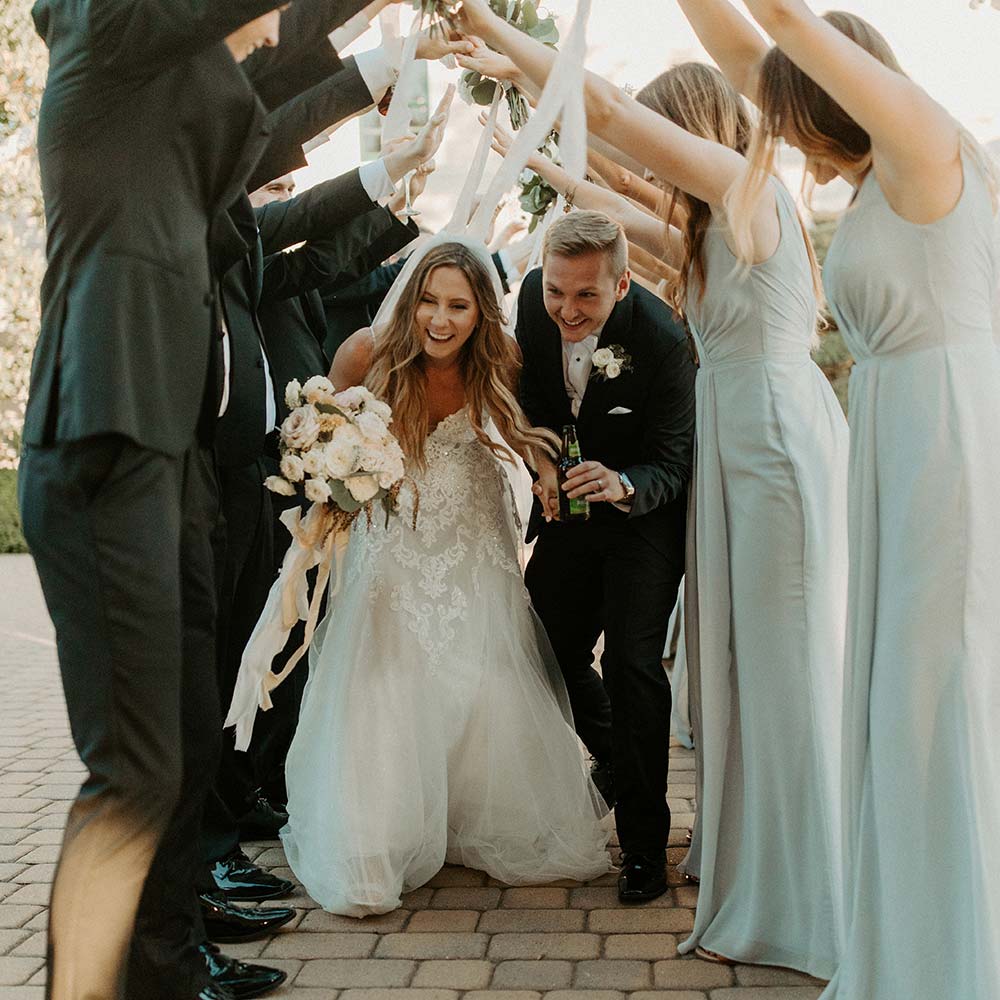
637 62 821 312
726 11 999 265
365 242 558 471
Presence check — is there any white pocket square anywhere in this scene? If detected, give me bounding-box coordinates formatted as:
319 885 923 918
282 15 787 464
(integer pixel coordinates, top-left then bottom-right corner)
608 406 633 415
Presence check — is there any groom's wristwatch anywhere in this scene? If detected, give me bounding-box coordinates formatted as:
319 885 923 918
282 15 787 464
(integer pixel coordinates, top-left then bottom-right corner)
617 472 636 502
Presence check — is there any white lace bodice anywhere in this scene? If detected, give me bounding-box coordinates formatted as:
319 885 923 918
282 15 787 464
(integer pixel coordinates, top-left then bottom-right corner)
343 408 523 672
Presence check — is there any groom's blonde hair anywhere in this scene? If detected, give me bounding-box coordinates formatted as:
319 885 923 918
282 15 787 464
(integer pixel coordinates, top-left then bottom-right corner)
544 211 628 279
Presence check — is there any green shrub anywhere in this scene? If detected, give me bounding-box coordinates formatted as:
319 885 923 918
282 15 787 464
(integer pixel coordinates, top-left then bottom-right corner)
0 470 28 554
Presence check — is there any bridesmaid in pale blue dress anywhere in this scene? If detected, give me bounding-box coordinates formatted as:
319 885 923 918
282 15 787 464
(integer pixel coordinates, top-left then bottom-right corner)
458 0 850 977
697 1 1000 996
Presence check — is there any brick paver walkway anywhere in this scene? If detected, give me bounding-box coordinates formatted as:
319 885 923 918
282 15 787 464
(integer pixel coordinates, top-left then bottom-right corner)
0 553 825 999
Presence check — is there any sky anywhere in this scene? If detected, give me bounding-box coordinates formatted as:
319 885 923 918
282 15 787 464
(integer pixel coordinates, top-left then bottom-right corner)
295 0 1000 224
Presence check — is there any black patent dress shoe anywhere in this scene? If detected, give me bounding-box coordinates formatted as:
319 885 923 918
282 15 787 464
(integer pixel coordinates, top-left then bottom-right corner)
197 983 235 1000
199 891 296 943
200 942 287 999
238 791 288 840
590 758 616 809
211 848 294 901
618 852 669 903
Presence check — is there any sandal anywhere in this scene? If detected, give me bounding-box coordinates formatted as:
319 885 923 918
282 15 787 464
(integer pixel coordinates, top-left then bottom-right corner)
695 946 737 965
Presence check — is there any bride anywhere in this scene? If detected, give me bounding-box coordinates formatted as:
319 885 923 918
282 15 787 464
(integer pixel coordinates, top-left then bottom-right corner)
280 237 612 916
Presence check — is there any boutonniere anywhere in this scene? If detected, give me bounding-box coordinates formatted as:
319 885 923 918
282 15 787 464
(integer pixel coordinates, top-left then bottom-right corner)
591 345 632 381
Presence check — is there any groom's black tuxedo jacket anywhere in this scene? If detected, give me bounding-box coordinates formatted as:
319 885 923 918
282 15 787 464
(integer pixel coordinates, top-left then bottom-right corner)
23 0 369 458
516 267 696 554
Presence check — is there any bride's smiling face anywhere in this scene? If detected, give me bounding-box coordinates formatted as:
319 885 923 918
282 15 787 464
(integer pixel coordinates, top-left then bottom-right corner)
416 266 481 363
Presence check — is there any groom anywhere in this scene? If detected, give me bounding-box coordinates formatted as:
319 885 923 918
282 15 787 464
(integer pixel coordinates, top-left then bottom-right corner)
516 211 696 903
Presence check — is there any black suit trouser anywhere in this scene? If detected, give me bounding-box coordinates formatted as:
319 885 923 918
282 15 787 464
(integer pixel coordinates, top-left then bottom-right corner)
201 458 274 863
19 436 219 1000
525 517 682 855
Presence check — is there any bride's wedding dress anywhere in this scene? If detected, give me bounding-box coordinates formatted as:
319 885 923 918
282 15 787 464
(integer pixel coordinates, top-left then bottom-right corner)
281 408 612 915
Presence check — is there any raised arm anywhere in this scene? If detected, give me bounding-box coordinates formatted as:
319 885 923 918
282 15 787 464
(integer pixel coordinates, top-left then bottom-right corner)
676 0 768 102
586 149 664 215
457 0 778 260
741 0 962 219
486 116 679 262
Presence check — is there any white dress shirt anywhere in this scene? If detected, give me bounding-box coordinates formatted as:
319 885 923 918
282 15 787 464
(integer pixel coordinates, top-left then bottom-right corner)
561 332 600 417
559 328 632 511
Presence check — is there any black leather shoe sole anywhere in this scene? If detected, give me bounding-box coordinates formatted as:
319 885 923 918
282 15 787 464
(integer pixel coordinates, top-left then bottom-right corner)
216 966 287 999
215 880 294 902
617 869 669 904
200 895 297 944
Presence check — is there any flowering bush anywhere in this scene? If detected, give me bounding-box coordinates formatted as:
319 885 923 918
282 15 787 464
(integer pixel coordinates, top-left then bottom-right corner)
265 377 408 522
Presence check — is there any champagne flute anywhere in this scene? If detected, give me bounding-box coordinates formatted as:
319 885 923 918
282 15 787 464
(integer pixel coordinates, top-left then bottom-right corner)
401 170 420 219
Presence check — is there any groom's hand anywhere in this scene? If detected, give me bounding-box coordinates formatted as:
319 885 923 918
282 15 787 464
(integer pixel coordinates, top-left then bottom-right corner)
533 457 561 522
563 461 626 504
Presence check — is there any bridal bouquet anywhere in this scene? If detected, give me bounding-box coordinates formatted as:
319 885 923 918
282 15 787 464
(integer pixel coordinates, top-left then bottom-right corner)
265 376 408 522
226 377 414 750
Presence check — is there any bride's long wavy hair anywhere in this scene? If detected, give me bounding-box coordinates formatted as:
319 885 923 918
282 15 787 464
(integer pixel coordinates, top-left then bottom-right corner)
365 242 559 472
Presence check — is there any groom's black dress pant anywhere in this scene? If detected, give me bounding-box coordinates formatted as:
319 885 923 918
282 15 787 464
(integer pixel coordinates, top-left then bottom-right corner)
201 457 275 864
526 517 682 855
19 436 220 999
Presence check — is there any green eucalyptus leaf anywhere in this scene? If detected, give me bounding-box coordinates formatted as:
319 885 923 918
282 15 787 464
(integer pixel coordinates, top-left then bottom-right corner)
328 480 365 514
471 79 499 105
521 0 538 28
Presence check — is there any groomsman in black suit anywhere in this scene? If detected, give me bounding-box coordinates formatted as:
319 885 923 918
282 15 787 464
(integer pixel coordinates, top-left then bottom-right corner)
17 0 371 995
515 211 696 904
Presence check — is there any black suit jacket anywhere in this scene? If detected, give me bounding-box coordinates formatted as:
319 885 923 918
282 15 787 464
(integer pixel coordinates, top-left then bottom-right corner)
259 209 419 422
515 267 696 552
23 0 373 457
23 0 293 457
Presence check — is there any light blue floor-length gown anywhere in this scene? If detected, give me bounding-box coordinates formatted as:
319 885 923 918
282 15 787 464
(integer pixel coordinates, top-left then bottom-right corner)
820 147 1000 1000
678 181 849 978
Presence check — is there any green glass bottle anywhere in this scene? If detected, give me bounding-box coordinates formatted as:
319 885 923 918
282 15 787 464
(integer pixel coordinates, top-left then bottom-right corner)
558 424 590 522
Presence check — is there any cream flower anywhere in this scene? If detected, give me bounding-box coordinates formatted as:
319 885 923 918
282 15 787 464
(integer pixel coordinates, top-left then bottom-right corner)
592 347 614 368
334 385 376 412
346 474 380 503
604 359 622 379
301 447 326 477
284 379 302 410
280 405 321 451
301 375 336 406
324 424 363 479
264 475 296 496
318 411 347 434
280 453 305 483
304 478 332 504
366 399 393 424
356 409 389 444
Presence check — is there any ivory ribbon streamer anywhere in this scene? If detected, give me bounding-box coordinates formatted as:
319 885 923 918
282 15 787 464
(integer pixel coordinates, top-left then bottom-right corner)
225 503 352 751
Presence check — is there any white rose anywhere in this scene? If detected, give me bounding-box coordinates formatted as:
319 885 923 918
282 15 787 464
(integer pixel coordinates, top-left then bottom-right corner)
592 348 614 368
324 425 363 479
264 475 296 497
280 454 305 483
284 379 302 410
346 474 380 503
300 447 326 476
303 478 332 504
604 359 622 379
334 385 375 412
357 444 385 473
301 375 336 406
280 405 321 451
377 456 405 490
366 399 393 424
356 409 389 444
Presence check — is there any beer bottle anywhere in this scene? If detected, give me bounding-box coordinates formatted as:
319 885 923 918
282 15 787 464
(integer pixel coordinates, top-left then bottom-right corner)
558 424 590 522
